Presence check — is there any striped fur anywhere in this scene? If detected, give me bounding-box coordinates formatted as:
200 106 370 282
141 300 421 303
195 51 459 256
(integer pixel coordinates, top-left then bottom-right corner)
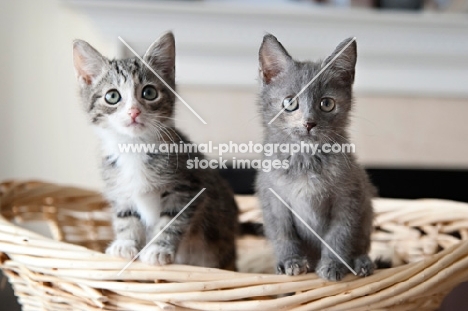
73 32 239 270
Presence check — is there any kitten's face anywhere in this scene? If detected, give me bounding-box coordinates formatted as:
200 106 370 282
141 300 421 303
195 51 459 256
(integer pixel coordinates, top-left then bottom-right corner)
73 33 176 140
258 35 356 142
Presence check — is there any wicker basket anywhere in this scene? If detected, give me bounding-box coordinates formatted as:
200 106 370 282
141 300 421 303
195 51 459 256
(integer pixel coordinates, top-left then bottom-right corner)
1 180 468 311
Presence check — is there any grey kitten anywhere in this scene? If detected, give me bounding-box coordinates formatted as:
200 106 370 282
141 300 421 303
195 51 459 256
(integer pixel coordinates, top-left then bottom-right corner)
73 32 239 270
255 34 375 281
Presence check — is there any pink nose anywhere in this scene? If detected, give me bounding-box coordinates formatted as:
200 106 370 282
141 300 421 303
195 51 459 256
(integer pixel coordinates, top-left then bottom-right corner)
128 107 141 120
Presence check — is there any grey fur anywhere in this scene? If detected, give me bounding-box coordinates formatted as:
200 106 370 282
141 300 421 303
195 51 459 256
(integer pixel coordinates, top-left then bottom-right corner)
255 34 375 281
73 32 238 270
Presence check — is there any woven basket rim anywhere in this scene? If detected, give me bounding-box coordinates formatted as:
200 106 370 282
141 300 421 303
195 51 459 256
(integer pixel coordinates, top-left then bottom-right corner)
1 180 468 311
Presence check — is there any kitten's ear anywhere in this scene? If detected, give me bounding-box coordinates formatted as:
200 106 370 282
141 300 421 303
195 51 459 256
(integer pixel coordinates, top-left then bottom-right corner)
73 40 108 85
143 32 175 79
323 37 357 84
259 34 293 84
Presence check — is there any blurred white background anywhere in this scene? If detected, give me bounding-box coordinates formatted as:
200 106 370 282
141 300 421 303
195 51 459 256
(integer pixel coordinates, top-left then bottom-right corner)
0 0 467 190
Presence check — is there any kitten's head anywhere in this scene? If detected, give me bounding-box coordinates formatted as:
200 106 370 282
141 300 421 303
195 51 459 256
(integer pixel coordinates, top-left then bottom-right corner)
258 34 356 142
73 32 176 140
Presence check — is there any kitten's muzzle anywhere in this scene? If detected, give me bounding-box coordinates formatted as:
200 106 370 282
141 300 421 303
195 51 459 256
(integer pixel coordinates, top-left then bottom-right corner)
303 122 317 132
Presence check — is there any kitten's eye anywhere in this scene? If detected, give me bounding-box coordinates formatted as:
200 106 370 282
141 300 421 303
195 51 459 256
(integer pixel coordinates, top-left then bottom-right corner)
142 86 158 101
104 90 121 105
282 97 299 112
320 98 335 112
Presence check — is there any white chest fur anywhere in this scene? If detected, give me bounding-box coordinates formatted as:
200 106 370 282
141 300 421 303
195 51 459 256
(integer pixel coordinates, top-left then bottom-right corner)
97 130 163 227
116 152 155 194
100 152 161 227
279 173 319 199
116 153 161 226
275 173 324 235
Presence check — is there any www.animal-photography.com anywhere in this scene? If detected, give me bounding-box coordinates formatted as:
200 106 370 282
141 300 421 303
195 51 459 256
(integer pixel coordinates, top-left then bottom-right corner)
1 0 468 310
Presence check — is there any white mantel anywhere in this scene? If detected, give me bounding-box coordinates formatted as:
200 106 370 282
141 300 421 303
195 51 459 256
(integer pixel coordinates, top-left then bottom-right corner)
66 0 468 98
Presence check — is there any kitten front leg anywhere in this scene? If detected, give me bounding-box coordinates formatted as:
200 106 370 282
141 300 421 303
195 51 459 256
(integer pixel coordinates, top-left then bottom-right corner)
316 201 373 281
316 221 354 281
106 209 145 260
139 193 197 266
261 193 309 276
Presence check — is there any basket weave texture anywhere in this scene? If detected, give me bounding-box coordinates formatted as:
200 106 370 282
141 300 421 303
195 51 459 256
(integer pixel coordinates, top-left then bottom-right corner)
1 180 468 311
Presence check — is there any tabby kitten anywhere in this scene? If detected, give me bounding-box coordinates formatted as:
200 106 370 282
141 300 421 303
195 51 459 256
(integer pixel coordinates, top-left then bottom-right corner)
73 32 239 270
255 35 375 281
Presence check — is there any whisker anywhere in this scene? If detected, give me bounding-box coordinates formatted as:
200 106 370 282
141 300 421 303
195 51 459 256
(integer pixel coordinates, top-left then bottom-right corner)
156 120 194 161
154 123 180 170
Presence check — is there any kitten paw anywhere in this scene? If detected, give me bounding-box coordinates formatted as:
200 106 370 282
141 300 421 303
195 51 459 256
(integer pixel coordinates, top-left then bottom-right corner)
277 256 309 276
316 258 348 281
139 244 175 266
354 255 375 277
106 239 139 260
